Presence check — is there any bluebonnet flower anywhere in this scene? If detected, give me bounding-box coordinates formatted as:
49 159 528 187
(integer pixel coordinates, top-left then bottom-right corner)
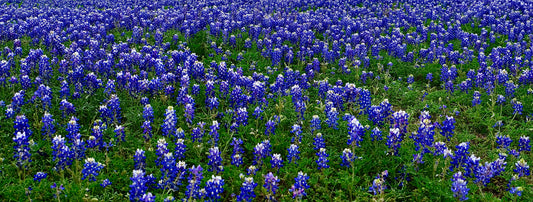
13 125 32 168
107 95 122 123
271 48 282 66
161 106 177 137
287 144 300 164
270 153 283 171
143 104 154 122
519 136 530 152
66 116 80 142
496 135 512 149
512 100 523 115
474 157 506 186
386 128 402 156
134 149 146 171
412 111 435 154
509 186 524 197
209 121 220 145
450 142 470 171
205 175 224 201
348 117 365 147
291 124 302 143
289 172 310 199
101 179 111 188
41 112 56 139
263 172 279 201
496 94 506 105
391 110 409 135
451 172 469 201
82 158 105 182
369 170 388 195
426 73 433 82
59 99 76 117
265 119 276 136
130 170 148 201
252 106 264 120
155 139 169 166
326 107 339 129
140 193 156 202
316 148 329 170
114 125 126 142
207 97 219 110
184 165 203 200
235 107 248 127
464 154 480 178
142 121 152 140
208 147 223 174
52 135 73 170
237 177 258 202
358 89 372 112
191 122 205 143
253 141 271 167
514 159 530 178
185 103 195 124
34 172 47 182
174 139 187 160
472 91 481 106
313 133 326 150
310 115 321 134
504 81 517 98
371 127 382 141
440 116 455 141
340 148 356 167
231 138 244 167
247 165 257 176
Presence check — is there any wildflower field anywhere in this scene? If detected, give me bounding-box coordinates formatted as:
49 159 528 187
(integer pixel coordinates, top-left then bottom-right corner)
0 0 532 201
